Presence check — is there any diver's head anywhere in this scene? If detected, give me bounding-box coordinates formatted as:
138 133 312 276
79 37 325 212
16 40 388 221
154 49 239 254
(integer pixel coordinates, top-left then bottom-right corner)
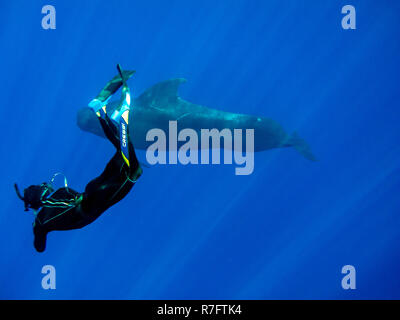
14 183 54 211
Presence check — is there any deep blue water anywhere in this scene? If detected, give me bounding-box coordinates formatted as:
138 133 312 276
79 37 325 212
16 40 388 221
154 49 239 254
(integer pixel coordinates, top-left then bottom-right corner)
1 0 399 299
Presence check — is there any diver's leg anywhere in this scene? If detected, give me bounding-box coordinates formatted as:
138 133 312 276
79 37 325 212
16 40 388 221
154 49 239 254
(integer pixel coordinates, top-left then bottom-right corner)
81 66 141 217
81 140 141 218
117 90 131 167
81 146 141 217
125 121 142 180
115 85 142 179
81 104 141 216
98 113 120 150
81 151 125 215
97 64 141 176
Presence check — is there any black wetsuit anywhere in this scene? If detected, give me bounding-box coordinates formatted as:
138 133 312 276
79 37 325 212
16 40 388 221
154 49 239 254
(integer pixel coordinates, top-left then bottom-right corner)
33 114 142 252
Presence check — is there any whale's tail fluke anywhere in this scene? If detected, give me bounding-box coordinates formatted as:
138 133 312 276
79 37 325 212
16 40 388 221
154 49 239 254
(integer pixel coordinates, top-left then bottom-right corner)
288 132 317 161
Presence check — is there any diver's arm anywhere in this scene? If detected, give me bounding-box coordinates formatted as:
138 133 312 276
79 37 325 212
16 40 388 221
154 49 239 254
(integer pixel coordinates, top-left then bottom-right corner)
40 188 82 209
33 222 47 252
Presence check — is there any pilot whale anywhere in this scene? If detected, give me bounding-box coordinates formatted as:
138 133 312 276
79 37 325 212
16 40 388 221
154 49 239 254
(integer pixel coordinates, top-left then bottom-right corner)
77 78 316 161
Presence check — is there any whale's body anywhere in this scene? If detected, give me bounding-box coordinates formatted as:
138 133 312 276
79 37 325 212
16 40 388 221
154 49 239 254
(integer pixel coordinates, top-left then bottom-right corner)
77 78 315 160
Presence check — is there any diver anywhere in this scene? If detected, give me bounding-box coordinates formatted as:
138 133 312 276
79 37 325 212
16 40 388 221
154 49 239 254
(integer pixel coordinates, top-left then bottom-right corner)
14 64 142 253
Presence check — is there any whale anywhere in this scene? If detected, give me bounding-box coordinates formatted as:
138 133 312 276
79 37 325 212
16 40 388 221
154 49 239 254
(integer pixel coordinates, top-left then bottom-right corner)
77 78 316 161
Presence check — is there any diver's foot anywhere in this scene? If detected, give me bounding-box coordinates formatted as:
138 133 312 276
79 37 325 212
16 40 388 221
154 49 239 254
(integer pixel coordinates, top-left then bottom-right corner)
110 104 130 123
88 99 107 118
111 86 131 122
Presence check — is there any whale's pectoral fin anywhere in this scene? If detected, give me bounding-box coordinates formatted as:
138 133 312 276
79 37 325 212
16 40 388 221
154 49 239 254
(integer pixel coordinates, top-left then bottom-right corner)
135 78 187 108
287 132 317 161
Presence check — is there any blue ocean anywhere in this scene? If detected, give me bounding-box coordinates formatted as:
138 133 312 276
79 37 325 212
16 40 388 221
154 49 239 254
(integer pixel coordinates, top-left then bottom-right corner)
1 0 399 299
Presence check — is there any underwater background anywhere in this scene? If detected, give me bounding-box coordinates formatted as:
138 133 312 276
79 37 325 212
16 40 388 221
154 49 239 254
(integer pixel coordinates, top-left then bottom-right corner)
1 0 399 299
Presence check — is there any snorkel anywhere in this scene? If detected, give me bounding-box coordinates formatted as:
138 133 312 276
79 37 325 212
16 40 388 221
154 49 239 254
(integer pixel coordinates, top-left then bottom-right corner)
14 172 69 212
14 183 28 211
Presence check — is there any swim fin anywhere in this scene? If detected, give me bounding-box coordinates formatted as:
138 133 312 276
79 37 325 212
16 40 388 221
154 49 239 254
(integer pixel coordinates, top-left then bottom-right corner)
112 64 132 167
95 69 135 103
110 87 131 122
89 68 135 118
88 98 107 118
111 64 132 122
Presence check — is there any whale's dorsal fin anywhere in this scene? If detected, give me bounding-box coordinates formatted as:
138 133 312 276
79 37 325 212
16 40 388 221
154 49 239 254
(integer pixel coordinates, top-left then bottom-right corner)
135 78 187 108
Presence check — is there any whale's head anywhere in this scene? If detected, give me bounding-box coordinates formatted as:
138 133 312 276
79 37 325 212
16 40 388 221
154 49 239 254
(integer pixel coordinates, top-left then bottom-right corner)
77 107 104 138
